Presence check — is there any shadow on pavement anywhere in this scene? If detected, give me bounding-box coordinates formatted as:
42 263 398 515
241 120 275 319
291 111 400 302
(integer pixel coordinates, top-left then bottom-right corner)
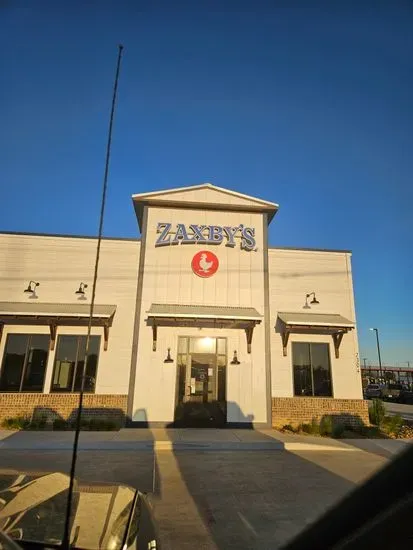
157 408 387 550
0 407 391 550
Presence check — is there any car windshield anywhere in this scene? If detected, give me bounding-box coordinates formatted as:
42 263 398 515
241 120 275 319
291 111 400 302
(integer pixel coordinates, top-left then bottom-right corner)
1 3 411 550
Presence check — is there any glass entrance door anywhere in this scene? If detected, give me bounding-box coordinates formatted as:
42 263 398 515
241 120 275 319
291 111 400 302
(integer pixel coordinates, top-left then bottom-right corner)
184 353 216 404
175 337 226 427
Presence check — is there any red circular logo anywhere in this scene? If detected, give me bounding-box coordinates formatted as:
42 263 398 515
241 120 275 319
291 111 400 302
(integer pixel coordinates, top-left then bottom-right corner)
191 250 219 278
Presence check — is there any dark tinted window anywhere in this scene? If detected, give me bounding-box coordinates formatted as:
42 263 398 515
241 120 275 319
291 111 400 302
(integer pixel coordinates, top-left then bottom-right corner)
22 335 50 391
311 343 332 397
52 335 100 393
73 336 100 392
293 343 332 397
293 342 312 396
0 334 49 392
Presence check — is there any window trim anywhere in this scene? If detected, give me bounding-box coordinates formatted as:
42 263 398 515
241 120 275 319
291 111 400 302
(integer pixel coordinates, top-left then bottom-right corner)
292 341 334 398
0 333 50 393
50 335 101 393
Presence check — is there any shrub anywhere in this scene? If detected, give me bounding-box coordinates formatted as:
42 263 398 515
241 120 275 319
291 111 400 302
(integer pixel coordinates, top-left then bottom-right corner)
332 423 345 438
1 416 31 430
319 416 333 436
88 418 117 431
80 418 91 430
381 415 403 438
53 418 68 431
309 417 320 435
51 417 119 431
300 418 321 435
29 414 48 431
369 399 386 426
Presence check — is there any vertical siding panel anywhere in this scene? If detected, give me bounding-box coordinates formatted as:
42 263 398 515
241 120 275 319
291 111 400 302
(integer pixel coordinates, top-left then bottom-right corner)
268 248 362 399
0 234 141 396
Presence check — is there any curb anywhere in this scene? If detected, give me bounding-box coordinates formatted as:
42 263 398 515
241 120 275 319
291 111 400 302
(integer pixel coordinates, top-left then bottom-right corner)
152 441 358 452
0 440 359 452
283 442 356 452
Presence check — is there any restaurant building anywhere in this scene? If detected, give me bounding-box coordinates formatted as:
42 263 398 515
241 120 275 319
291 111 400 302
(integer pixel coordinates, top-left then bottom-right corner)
0 183 368 428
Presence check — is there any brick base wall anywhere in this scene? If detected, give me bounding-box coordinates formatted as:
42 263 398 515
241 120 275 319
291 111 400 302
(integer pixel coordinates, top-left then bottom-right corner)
272 397 370 428
0 394 128 426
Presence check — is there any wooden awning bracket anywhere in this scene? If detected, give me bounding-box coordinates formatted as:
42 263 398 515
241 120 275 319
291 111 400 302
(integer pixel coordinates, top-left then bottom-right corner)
152 323 158 352
332 332 345 359
245 326 254 354
282 328 290 357
148 316 259 354
49 324 57 351
280 322 349 358
103 324 110 351
0 314 114 352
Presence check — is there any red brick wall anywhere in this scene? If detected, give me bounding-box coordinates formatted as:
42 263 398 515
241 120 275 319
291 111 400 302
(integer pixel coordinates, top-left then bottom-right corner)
272 397 370 427
0 394 128 425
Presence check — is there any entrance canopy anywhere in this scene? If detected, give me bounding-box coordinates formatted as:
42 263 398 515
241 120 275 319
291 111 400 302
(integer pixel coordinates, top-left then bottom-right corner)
147 303 262 353
0 302 116 351
277 312 355 358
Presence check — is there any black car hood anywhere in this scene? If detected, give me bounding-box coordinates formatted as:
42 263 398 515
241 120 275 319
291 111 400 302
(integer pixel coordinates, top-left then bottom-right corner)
0 472 137 549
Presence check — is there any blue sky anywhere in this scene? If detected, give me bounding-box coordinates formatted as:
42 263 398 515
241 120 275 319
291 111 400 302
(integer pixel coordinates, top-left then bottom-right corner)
1 1 412 365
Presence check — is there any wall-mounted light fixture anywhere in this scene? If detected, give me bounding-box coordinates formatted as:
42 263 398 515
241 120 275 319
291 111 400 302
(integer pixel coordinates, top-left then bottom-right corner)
75 282 88 295
303 291 320 309
230 350 240 365
24 280 39 295
164 348 174 363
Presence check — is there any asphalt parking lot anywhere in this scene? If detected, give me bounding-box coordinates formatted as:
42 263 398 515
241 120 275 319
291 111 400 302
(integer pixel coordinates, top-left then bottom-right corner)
0 447 388 550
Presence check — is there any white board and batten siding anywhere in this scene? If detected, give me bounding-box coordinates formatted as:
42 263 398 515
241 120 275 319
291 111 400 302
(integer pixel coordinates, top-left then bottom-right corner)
131 206 268 424
0 233 141 395
268 248 363 399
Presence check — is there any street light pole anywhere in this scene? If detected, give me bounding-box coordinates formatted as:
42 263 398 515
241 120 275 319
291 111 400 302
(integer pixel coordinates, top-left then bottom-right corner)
370 328 383 379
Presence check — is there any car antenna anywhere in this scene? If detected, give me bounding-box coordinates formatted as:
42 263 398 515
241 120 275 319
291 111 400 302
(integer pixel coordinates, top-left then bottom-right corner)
62 43 124 550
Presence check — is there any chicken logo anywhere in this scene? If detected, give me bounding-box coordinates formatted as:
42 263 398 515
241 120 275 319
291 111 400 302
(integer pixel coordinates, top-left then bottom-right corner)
191 250 219 278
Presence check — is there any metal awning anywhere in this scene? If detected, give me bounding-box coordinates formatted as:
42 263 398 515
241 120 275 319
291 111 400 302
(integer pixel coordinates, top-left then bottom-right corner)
147 303 262 320
147 303 262 353
0 302 117 351
278 312 354 328
277 311 355 358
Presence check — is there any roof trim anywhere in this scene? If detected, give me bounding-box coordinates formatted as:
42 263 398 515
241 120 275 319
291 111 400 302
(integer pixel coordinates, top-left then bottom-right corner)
269 245 352 254
132 183 279 231
132 182 279 209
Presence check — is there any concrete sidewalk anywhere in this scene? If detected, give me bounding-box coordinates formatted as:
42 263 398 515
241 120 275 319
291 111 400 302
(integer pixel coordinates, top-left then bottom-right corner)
0 428 411 454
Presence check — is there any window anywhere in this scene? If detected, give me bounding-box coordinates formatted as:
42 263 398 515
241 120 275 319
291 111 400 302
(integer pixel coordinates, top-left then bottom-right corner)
51 335 100 393
292 342 332 397
0 334 50 392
